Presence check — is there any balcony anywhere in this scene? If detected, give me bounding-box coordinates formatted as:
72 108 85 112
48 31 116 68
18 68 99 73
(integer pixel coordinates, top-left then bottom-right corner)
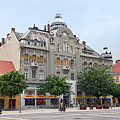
31 62 38 67
63 66 70 70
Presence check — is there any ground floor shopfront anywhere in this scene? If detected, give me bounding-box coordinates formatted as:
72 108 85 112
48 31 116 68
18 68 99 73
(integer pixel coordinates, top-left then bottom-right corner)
0 96 20 109
77 95 113 106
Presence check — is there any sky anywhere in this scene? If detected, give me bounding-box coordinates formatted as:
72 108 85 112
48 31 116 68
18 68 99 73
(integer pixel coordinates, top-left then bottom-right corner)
0 0 120 63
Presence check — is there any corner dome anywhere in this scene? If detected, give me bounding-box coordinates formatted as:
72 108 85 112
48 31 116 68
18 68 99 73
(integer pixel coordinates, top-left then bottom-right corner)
101 47 112 59
50 13 67 31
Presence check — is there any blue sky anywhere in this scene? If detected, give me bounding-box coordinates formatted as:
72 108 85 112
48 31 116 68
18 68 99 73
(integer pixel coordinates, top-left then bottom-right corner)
0 0 120 63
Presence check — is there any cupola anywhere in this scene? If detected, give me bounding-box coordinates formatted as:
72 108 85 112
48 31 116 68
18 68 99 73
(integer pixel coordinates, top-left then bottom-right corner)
50 13 67 31
101 47 112 59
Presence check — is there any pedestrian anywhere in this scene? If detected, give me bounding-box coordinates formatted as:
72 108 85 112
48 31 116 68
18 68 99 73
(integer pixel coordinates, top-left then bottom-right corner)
70 101 73 107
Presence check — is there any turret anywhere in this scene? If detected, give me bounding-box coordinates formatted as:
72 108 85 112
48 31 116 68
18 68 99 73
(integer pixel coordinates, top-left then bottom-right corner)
101 47 112 59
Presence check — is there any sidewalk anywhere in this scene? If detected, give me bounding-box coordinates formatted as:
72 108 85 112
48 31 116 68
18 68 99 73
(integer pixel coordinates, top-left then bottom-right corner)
1 107 120 115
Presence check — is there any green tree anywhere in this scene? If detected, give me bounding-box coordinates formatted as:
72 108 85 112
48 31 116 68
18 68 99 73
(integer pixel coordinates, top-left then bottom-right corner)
38 75 71 97
112 83 120 99
0 71 28 108
78 66 114 103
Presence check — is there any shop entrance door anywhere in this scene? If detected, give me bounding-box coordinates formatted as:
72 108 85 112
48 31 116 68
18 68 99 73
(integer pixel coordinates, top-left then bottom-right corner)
9 99 16 109
63 95 70 107
0 99 4 109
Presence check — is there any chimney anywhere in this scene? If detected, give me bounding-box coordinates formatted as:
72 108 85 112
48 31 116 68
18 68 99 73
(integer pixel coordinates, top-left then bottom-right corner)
47 24 50 32
82 41 86 46
7 33 10 39
44 25 46 31
74 35 76 40
1 38 5 45
11 28 15 32
33 24 38 30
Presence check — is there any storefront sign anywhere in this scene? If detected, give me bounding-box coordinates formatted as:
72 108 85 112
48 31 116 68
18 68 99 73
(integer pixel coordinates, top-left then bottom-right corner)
37 95 46 98
24 95 35 98
47 95 56 98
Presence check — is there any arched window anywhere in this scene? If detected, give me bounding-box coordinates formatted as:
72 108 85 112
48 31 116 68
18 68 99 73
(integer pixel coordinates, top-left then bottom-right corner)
56 58 60 66
24 54 29 60
62 42 69 51
63 59 68 66
40 56 44 63
32 55 36 62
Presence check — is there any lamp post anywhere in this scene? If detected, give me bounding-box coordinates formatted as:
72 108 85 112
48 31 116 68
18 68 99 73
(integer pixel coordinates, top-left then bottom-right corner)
88 77 91 110
16 83 21 113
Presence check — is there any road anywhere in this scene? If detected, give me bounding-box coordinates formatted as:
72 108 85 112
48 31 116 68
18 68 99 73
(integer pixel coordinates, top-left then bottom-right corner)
0 107 120 120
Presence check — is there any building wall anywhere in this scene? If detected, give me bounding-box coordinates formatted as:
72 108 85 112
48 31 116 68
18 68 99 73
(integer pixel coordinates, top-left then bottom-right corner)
0 96 20 109
0 32 21 70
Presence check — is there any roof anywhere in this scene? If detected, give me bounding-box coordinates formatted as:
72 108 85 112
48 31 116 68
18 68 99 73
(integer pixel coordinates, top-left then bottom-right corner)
0 60 16 74
113 60 120 74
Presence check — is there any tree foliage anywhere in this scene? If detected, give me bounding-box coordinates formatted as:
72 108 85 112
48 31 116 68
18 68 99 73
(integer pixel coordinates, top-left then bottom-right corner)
78 66 115 98
0 71 28 99
38 75 71 96
111 83 120 99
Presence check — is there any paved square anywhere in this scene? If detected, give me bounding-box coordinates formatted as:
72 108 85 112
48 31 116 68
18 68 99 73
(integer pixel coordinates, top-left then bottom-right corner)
0 107 120 120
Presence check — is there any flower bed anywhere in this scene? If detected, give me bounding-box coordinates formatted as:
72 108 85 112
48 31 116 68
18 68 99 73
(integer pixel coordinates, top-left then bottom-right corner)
96 106 102 109
80 106 87 110
103 106 109 109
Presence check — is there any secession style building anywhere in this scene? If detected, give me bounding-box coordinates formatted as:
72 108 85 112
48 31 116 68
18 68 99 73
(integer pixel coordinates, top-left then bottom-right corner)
0 13 113 108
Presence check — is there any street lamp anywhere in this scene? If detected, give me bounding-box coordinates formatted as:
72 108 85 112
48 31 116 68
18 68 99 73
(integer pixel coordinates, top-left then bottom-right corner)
16 83 21 113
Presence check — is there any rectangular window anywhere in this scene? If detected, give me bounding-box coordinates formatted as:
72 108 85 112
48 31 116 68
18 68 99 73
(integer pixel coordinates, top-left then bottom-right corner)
32 55 36 62
25 99 35 106
24 69 28 79
40 72 44 80
37 99 46 105
32 70 36 78
56 58 60 66
116 76 119 81
71 73 74 80
63 59 68 66
40 56 43 63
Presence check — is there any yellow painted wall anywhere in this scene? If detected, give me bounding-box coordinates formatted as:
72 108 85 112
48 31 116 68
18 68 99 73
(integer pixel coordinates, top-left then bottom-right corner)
0 95 20 109
114 74 120 83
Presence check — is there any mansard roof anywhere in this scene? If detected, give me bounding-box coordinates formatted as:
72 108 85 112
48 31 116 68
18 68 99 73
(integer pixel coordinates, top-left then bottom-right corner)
14 27 49 43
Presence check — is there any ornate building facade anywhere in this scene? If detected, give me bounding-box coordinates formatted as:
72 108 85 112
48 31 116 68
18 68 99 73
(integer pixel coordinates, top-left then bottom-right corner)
0 13 113 108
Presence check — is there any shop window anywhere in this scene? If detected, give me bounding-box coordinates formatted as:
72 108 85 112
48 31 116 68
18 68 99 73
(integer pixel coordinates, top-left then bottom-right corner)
9 99 16 109
37 99 46 105
25 99 35 106
32 70 36 78
51 99 58 105
63 59 68 66
40 56 44 63
71 73 74 80
56 58 60 66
